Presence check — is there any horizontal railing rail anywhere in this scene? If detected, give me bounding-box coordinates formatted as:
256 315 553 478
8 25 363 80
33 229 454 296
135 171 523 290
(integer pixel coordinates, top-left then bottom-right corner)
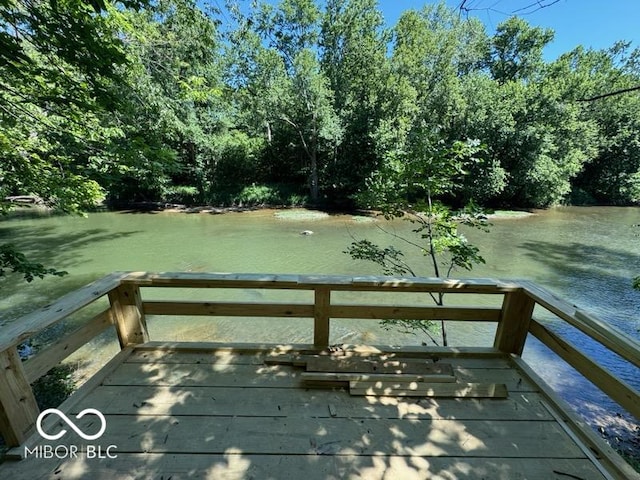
0 271 637 457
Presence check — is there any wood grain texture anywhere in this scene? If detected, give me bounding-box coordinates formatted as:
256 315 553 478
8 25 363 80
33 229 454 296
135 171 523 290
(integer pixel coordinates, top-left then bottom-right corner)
494 289 535 355
109 284 148 348
0 347 39 446
23 309 114 383
0 453 608 480
313 287 331 347
0 272 125 352
349 381 508 398
521 280 640 369
304 356 452 375
301 371 457 384
529 319 640 419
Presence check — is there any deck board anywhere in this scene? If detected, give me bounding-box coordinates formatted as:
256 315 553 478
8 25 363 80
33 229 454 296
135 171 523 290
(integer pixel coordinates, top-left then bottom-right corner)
21 415 588 458
0 345 620 479
103 360 540 391
0 453 609 480
74 385 555 420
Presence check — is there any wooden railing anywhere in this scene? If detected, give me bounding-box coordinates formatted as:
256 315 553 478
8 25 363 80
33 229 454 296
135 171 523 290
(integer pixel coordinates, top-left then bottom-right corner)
0 272 638 451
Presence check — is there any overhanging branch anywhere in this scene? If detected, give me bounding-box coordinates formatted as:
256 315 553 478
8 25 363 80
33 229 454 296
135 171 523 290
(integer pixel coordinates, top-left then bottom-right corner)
578 85 640 102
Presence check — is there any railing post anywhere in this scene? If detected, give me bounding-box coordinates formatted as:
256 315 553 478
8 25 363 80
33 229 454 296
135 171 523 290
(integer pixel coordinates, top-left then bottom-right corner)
494 289 535 355
0 346 40 446
108 284 148 348
313 287 331 347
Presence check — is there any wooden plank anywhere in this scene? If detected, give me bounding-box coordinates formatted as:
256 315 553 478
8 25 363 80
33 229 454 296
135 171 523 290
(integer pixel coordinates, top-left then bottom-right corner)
313 287 331 347
350 381 508 398
123 272 521 293
329 304 501 321
0 272 126 352
319 345 508 358
301 371 456 384
264 349 512 369
6 346 134 460
104 359 530 390
540 400 616 480
139 303 502 323
133 341 316 353
102 362 306 388
23 309 114 383
143 301 314 317
529 319 640 419
510 355 639 480
130 344 510 367
123 272 303 289
348 276 521 293
28 415 587 459
0 453 609 480
521 280 640 369
75 385 554 420
0 347 40 446
494 289 535 355
305 356 454 375
127 349 268 365
453 365 538 392
108 284 148 348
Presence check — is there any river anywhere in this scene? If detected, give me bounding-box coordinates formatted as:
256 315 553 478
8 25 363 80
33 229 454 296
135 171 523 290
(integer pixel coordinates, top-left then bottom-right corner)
0 206 638 451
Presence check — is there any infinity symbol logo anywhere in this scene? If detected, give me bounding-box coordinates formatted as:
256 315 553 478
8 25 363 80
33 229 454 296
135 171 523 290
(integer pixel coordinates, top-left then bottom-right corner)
36 408 107 441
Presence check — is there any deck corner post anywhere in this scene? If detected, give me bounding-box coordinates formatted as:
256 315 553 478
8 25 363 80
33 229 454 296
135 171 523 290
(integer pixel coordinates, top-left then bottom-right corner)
494 289 535 355
313 287 331 347
0 347 40 446
108 284 148 348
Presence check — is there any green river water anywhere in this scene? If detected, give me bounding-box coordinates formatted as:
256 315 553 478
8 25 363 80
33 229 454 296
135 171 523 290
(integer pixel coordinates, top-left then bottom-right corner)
0 206 638 449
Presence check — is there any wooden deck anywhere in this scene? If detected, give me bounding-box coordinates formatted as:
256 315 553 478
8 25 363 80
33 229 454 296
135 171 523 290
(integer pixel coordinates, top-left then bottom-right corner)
0 273 638 479
0 343 627 479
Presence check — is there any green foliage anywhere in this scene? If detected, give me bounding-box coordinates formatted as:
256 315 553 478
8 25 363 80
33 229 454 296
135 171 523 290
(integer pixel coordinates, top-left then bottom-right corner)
3 0 640 223
163 185 201 205
233 184 308 207
489 17 554 83
31 364 76 410
234 184 281 206
571 44 640 205
346 130 489 345
347 240 415 276
0 243 67 282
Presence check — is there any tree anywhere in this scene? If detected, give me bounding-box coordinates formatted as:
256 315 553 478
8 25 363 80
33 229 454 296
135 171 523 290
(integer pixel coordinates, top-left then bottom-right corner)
0 0 139 213
569 43 640 204
319 0 390 201
450 17 598 208
0 0 157 282
105 0 227 204
489 16 554 84
0 0 148 282
232 0 342 204
346 125 488 346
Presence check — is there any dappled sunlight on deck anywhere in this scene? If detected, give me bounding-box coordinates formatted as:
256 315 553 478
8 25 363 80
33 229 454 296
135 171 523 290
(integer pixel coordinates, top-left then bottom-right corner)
0 273 637 478
0 345 618 479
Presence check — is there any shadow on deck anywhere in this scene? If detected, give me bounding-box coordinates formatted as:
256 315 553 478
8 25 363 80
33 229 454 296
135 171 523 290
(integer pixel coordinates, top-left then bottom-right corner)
0 273 637 479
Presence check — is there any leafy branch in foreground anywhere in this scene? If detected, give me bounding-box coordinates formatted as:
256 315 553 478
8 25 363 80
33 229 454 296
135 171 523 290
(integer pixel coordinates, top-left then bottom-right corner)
0 243 67 282
346 126 489 346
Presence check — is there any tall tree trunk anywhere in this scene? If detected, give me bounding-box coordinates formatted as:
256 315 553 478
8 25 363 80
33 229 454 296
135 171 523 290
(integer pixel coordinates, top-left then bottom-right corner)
310 149 319 203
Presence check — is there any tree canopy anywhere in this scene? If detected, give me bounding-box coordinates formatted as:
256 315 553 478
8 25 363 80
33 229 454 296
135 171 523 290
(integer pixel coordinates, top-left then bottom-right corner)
1 0 640 213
